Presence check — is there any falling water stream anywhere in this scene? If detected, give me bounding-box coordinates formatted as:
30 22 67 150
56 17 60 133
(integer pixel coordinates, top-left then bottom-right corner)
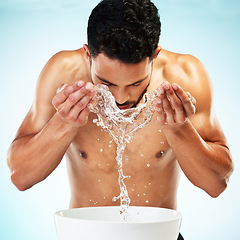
88 84 160 221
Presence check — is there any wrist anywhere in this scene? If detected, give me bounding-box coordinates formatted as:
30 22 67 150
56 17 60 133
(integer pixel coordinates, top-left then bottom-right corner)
161 119 193 136
51 113 80 138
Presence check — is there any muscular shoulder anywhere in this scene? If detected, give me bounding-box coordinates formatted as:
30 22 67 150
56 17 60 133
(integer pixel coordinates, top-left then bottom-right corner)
35 48 87 101
157 50 207 82
39 48 86 86
16 49 87 137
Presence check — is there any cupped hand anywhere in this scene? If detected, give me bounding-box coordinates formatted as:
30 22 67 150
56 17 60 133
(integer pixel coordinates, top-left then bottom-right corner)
154 81 196 126
52 81 97 127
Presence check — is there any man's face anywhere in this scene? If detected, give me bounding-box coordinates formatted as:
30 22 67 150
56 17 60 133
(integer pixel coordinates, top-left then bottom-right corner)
90 53 153 110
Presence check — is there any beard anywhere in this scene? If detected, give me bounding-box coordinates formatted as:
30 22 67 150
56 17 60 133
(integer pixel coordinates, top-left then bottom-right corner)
116 82 150 108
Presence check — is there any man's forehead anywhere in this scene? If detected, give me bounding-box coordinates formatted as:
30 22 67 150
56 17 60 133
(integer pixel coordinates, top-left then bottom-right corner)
90 53 152 84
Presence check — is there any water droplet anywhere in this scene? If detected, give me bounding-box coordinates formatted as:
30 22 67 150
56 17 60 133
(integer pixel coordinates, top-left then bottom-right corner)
148 182 151 185
97 138 100 141
158 129 162 132
131 188 135 191
112 196 118 202
137 194 140 197
108 144 112 147
143 193 146 196
140 153 144 157
145 200 149 204
147 163 150 167
100 148 103 152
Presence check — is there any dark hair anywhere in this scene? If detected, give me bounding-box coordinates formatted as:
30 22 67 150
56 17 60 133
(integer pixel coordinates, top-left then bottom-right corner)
87 0 161 64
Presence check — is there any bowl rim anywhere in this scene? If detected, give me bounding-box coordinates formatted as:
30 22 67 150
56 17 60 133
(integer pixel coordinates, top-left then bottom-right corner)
55 206 182 225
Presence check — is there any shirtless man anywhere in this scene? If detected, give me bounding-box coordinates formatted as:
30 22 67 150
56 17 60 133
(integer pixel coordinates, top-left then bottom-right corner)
7 1 233 239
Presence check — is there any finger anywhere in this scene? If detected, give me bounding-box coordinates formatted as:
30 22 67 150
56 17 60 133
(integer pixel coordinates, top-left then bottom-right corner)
186 91 191 98
68 83 96 106
156 85 165 96
154 97 166 125
56 84 68 94
172 84 196 117
164 83 182 111
52 81 85 108
66 90 96 121
186 92 196 106
161 93 175 124
58 83 95 117
163 82 186 123
156 83 176 124
161 82 180 124
76 107 90 126
87 94 98 110
52 85 69 108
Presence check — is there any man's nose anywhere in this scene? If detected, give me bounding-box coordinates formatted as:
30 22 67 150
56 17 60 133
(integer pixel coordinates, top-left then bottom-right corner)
112 88 130 105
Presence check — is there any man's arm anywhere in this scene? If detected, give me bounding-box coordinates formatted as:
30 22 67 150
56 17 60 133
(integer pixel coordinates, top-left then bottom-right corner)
154 55 234 197
7 51 96 191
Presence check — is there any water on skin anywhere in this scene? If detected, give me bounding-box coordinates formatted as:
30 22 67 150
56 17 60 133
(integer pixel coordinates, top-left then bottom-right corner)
88 84 160 221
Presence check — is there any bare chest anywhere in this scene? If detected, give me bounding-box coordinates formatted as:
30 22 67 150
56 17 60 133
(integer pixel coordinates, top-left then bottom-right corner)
68 112 174 174
66 112 180 209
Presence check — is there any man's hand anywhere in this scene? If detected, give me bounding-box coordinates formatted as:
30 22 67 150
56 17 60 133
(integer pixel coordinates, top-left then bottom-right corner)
52 81 97 127
154 81 196 126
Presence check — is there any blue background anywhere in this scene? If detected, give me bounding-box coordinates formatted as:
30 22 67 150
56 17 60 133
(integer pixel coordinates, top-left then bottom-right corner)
0 0 240 239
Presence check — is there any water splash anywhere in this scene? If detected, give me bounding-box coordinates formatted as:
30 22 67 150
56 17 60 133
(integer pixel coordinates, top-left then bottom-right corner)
88 84 160 221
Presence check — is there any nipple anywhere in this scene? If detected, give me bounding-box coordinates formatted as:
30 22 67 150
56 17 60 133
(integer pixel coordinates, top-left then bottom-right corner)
156 151 165 158
79 151 87 159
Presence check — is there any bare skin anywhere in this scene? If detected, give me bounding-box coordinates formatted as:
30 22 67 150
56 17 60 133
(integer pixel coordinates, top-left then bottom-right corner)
7 45 233 210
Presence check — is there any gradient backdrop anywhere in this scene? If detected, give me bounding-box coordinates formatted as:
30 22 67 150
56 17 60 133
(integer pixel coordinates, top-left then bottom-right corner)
0 0 240 239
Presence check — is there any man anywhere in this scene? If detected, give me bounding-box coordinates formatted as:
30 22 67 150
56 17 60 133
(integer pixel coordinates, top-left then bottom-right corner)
7 0 233 239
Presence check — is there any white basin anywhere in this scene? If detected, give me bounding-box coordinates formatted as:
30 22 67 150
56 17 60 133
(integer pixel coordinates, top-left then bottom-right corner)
55 206 182 240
